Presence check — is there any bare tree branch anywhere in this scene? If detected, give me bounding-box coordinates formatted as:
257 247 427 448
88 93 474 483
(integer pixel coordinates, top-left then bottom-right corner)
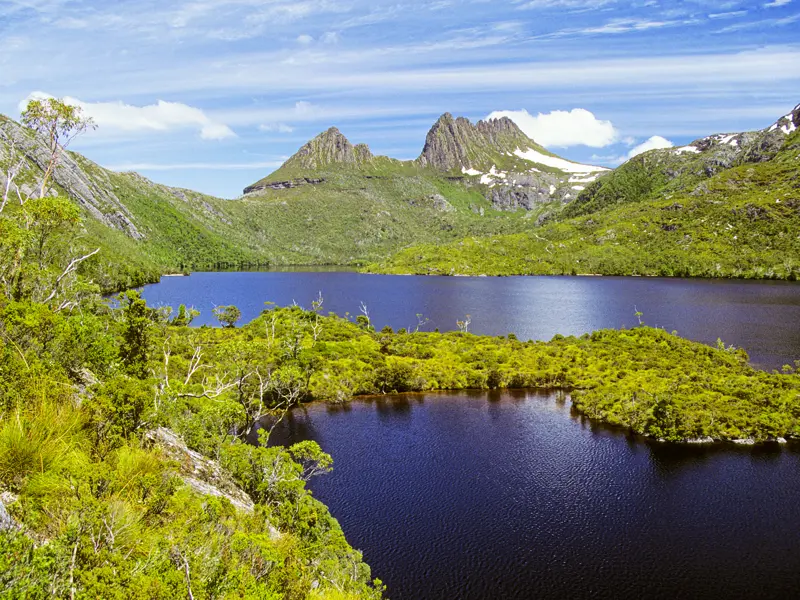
44 247 99 305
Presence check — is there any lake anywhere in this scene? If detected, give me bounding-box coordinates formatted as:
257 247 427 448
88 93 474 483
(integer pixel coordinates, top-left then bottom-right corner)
143 272 800 598
270 391 800 599
142 271 800 370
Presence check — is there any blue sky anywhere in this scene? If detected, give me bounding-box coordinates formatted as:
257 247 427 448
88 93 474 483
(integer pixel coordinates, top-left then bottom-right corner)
1 0 798 198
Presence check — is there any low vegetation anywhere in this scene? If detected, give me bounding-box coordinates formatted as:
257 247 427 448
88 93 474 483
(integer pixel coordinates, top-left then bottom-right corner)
0 99 384 600
370 129 800 279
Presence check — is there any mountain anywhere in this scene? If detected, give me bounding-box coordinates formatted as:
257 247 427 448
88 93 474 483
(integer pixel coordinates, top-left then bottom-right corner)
5 102 796 289
563 103 800 219
371 103 800 280
245 113 609 214
5 112 582 289
0 114 284 290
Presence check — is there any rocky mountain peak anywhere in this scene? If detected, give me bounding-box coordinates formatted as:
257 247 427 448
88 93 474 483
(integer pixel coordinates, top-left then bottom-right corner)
417 113 536 172
284 127 374 170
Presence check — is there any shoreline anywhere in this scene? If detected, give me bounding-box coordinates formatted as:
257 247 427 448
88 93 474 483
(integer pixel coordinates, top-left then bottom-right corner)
292 388 800 447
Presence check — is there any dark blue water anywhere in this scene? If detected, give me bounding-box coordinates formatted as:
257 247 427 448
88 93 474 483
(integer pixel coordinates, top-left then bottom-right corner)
142 272 800 369
271 391 800 600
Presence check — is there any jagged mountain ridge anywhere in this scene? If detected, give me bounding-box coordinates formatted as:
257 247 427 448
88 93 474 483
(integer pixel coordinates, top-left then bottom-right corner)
417 113 541 171
0 113 537 288
245 113 609 211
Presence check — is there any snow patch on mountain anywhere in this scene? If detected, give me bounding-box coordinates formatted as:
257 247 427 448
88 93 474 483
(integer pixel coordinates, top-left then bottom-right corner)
514 148 608 174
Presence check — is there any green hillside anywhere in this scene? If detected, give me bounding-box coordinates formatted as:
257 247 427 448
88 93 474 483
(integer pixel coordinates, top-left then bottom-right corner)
3 113 587 291
4 103 798 287
370 105 800 279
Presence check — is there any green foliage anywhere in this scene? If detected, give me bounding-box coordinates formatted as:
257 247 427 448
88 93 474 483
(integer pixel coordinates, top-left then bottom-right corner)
0 299 385 599
21 97 95 197
214 305 242 328
118 290 155 378
171 304 200 327
1 284 799 597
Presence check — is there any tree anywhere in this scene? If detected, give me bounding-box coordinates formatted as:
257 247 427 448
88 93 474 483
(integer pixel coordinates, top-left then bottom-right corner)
21 97 96 198
171 304 200 327
0 136 26 214
0 98 99 310
213 305 241 328
119 290 155 378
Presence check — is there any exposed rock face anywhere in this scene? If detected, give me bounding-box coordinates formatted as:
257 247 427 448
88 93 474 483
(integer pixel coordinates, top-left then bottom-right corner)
243 177 326 195
0 491 18 532
491 185 559 211
244 112 609 209
670 103 799 176
417 113 531 172
284 127 374 170
415 113 604 209
0 116 144 240
144 428 259 516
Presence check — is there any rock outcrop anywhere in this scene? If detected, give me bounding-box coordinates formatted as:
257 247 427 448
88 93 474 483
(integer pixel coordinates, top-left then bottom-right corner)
144 428 259 516
243 177 326 195
283 127 374 170
0 491 18 532
417 113 533 172
0 116 144 240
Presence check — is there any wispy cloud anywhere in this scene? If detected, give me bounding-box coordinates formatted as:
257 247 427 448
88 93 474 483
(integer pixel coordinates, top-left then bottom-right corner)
106 161 283 171
715 9 799 31
3 0 798 197
514 0 617 10
127 46 800 98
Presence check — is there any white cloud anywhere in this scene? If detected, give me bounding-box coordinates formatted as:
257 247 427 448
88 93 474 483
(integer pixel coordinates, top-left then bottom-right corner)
579 18 682 35
627 135 673 158
514 0 616 9
486 108 618 147
708 11 748 19
765 0 791 6
296 34 314 44
118 46 800 100
19 92 236 140
293 101 317 116
590 135 674 166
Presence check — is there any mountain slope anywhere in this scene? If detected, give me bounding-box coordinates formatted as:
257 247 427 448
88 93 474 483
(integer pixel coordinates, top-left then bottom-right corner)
5 113 593 289
564 104 799 219
370 104 800 280
244 114 609 213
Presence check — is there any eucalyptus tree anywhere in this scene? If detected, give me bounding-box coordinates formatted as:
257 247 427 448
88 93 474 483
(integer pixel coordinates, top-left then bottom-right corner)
0 98 98 310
